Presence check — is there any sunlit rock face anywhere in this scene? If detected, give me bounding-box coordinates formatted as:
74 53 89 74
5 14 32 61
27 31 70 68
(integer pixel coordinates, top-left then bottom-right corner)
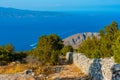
66 52 120 80
63 32 99 49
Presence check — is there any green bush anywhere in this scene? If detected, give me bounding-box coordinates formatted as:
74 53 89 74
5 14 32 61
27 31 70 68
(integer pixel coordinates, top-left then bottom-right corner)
28 34 63 66
61 45 73 56
78 21 120 62
112 32 120 64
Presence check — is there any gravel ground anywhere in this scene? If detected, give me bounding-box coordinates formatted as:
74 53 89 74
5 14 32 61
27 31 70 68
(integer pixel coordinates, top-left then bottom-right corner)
0 73 35 80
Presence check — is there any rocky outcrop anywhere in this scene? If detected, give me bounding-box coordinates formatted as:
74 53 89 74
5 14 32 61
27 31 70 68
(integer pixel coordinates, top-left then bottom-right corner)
66 52 120 80
63 32 99 48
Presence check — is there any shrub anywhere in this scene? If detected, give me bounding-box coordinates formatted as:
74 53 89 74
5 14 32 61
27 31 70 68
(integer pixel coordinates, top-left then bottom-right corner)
78 21 119 60
112 32 120 64
61 45 73 56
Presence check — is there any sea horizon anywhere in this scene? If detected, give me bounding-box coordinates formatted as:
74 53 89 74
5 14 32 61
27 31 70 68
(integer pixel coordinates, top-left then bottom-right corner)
0 7 120 51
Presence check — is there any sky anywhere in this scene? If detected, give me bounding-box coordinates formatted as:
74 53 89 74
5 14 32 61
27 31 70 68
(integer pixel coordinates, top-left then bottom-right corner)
0 0 120 11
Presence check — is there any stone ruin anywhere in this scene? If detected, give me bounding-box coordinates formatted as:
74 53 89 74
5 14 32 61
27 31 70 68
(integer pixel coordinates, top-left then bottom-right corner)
66 52 120 80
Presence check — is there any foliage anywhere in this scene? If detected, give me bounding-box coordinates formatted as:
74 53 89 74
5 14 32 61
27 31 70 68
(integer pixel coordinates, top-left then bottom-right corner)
2 21 120 68
99 21 118 57
61 45 73 56
0 44 14 65
78 21 120 63
78 36 101 58
112 31 120 64
0 44 27 65
37 34 63 51
29 34 63 65
49 50 59 65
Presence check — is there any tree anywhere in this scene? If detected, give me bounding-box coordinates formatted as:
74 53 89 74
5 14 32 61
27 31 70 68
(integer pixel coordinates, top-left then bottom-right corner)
37 34 63 51
104 21 118 41
78 21 119 59
13 51 27 63
112 31 120 63
99 30 105 37
99 21 119 57
0 44 14 65
30 34 63 65
78 36 100 58
4 44 14 53
61 45 73 56
50 50 60 65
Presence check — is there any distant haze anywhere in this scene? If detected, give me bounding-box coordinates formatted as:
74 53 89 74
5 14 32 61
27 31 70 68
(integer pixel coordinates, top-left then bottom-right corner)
0 0 120 11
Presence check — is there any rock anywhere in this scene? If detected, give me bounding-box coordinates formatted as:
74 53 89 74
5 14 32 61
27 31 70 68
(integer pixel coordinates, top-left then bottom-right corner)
89 59 103 80
101 57 114 80
24 69 33 75
111 64 120 72
66 52 73 64
38 74 47 78
37 74 47 80
63 32 99 49
73 53 93 75
68 53 119 80
111 64 120 80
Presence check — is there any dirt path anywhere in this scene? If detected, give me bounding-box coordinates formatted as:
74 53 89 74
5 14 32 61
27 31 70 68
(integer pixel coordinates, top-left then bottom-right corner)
48 64 87 80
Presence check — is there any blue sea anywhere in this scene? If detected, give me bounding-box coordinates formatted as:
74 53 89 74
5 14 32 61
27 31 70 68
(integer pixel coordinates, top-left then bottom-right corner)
0 11 120 51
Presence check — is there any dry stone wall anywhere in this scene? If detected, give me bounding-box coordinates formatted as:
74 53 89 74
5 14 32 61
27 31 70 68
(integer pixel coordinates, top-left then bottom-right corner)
66 52 120 80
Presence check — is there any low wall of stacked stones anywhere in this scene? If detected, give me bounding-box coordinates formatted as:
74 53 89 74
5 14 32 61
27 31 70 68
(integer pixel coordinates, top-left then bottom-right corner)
66 52 120 80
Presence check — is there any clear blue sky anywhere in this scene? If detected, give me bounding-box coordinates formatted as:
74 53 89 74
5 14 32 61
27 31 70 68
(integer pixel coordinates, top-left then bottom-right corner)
0 0 120 11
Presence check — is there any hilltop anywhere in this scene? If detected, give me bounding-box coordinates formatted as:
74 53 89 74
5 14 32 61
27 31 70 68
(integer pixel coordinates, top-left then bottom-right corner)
0 7 65 18
63 32 99 48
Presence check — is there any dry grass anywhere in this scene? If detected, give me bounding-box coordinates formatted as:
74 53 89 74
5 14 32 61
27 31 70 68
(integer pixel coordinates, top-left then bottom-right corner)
0 64 28 74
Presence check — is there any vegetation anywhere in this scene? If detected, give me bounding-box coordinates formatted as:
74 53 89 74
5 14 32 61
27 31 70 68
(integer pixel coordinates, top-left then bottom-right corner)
1 21 120 75
78 21 120 63
112 31 120 63
0 44 27 65
61 45 73 56
0 63 28 74
0 34 71 74
79 36 101 58
28 34 64 65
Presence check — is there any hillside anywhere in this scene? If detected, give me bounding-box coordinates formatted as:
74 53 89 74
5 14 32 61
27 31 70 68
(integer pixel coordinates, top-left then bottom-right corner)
63 32 99 48
0 7 64 18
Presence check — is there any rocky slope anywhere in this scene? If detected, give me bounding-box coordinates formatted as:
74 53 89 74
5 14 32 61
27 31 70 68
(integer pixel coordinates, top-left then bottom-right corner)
63 32 99 48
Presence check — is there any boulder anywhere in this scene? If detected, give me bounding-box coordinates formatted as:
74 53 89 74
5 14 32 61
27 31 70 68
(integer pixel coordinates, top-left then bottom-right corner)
66 52 73 64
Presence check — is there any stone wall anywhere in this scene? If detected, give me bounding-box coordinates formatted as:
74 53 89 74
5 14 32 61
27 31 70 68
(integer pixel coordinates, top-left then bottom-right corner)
73 53 93 75
66 52 120 80
101 57 114 80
